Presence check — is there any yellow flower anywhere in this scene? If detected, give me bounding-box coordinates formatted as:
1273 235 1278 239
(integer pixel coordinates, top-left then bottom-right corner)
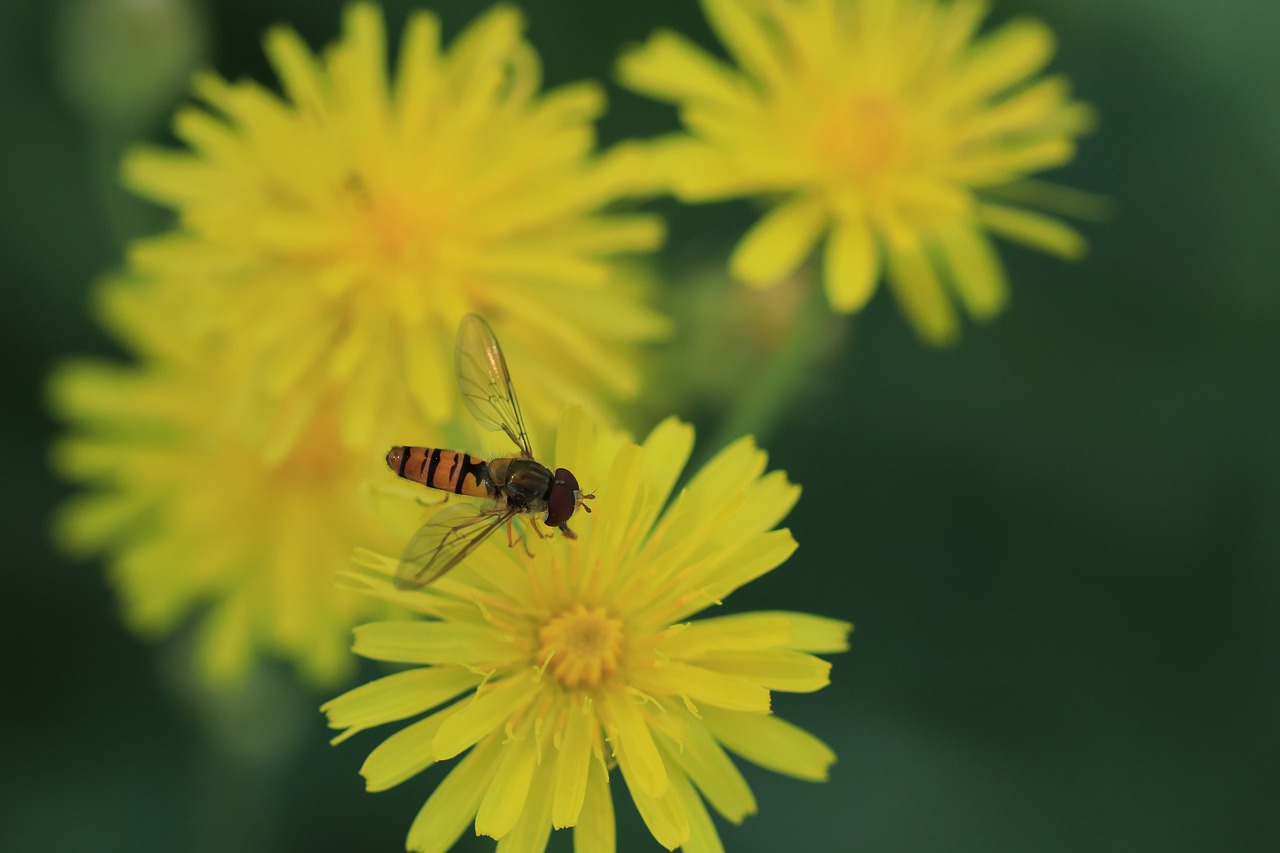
124 2 667 458
324 407 850 852
49 278 419 686
619 0 1096 343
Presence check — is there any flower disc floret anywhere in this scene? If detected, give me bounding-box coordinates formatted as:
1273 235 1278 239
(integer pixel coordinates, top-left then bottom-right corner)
538 604 625 688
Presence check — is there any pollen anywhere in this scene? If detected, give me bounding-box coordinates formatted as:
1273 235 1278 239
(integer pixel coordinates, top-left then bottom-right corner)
537 604 624 688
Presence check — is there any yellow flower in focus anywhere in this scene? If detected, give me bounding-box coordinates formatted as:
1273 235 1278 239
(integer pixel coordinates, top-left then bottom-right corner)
325 407 850 852
125 2 667 458
619 0 1096 343
49 279 419 686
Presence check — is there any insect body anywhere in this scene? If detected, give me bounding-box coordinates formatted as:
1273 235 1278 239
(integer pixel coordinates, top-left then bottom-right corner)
386 314 592 590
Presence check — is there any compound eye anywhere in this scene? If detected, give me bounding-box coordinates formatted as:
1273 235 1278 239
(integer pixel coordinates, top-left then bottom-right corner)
544 468 581 527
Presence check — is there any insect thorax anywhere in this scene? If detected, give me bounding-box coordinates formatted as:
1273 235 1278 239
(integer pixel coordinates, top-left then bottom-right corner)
488 457 553 513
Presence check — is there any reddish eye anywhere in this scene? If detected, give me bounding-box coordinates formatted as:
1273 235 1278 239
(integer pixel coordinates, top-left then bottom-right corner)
545 467 580 527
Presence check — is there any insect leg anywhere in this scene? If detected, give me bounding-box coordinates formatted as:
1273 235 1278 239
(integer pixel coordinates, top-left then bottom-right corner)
506 516 534 558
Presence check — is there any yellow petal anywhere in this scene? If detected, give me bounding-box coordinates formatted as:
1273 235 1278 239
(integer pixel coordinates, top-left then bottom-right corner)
694 649 832 693
655 715 755 824
702 0 785 86
470 250 611 287
603 690 668 798
982 178 1112 223
729 196 828 287
594 442 647 561
551 282 672 345
573 755 615 853
169 107 243 169
824 212 880 313
637 662 770 713
934 223 1009 319
123 147 219 205
406 734 503 853
322 666 479 742
360 701 459 792
399 313 456 426
48 360 164 426
51 492 150 556
949 19 1055 105
433 676 537 761
885 238 959 345
617 765 689 851
955 76 1074 145
552 702 594 829
934 0 988 65
702 707 835 781
949 137 1077 186
639 417 696 514
648 138 752 199
441 5 523 98
707 470 800 542
334 3 390 133
352 621 514 666
340 343 395 450
394 9 441 112
976 202 1087 260
617 30 747 107
665 754 726 853
263 25 327 120
258 309 340 397
197 593 252 685
755 611 853 653
495 761 553 853
475 731 539 839
667 436 766 530
669 529 798 623
660 613 792 659
643 490 749 584
553 404 597 481
518 214 665 255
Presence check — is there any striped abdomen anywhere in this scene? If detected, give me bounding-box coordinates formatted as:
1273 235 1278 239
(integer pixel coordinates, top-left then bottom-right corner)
386 447 492 498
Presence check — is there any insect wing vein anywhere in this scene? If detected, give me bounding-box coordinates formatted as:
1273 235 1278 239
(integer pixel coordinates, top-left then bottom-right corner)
455 313 534 458
394 502 516 590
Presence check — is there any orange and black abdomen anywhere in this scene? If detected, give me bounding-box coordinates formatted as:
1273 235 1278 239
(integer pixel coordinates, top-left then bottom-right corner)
386 446 492 498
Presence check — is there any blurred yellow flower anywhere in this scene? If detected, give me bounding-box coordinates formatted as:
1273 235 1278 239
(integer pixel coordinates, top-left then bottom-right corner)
49 279 418 686
49 3 672 687
125 2 667 459
325 407 850 852
620 0 1096 343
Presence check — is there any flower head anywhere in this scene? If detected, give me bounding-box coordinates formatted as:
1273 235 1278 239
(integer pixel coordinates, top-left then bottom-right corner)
324 407 850 851
125 2 667 458
620 0 1096 342
49 278 414 686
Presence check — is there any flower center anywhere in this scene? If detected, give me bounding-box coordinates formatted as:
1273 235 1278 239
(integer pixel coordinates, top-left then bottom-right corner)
537 604 624 689
341 171 450 267
815 92 902 181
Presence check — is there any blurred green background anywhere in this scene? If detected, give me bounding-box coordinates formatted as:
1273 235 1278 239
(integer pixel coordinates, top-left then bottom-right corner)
3 0 1279 850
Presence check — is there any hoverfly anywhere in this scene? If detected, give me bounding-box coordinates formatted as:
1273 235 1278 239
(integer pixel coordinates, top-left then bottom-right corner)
385 313 593 590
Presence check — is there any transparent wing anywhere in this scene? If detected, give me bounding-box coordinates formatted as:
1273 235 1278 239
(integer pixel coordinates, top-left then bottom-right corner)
455 313 533 458
394 502 516 590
